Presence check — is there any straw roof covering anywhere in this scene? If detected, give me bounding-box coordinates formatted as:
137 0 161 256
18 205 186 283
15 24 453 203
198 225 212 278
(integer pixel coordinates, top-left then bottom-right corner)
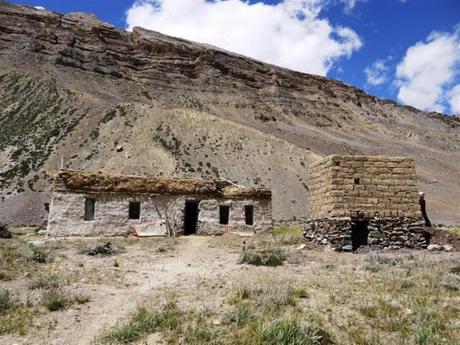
221 185 271 198
54 170 271 199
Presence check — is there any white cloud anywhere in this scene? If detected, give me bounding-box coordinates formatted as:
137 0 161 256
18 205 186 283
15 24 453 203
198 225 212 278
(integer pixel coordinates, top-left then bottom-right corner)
395 28 460 113
34 6 45 10
125 0 362 76
449 84 460 114
365 59 389 86
340 0 367 12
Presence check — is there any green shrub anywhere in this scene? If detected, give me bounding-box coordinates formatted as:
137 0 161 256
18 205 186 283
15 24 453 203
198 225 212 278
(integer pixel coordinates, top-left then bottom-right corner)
41 288 71 311
0 289 18 312
28 247 51 263
239 248 286 267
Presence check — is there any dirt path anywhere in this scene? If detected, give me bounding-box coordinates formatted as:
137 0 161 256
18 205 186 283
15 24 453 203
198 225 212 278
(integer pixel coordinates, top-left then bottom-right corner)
24 237 240 345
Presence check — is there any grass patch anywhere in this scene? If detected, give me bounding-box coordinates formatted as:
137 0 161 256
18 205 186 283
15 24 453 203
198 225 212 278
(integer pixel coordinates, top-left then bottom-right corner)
40 287 72 311
0 240 57 280
28 272 62 290
289 287 309 299
0 289 36 336
74 292 91 305
239 248 286 266
224 302 253 326
446 227 460 235
273 225 304 236
273 225 304 245
184 311 222 345
98 298 182 344
0 307 36 336
257 317 334 345
97 286 330 345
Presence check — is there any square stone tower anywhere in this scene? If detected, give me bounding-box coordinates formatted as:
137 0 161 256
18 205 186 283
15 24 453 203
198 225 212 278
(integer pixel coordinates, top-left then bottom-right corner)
305 156 426 251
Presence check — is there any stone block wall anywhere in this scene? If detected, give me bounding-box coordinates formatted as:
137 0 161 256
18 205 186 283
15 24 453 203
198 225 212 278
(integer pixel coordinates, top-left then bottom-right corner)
304 217 427 251
307 155 421 219
47 191 272 236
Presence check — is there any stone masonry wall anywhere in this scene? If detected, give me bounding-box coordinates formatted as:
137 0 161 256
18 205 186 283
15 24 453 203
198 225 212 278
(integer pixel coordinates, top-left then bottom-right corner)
47 191 272 236
307 156 421 219
304 217 427 251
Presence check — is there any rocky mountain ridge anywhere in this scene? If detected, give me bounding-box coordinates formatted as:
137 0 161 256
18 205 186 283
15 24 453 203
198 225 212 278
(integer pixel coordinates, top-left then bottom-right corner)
0 2 459 224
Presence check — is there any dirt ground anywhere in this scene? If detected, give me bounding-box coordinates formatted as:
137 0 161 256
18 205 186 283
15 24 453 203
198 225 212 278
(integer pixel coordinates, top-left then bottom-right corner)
0 233 459 345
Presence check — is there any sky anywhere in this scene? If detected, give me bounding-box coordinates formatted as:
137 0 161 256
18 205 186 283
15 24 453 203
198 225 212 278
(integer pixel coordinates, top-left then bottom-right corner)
10 0 460 115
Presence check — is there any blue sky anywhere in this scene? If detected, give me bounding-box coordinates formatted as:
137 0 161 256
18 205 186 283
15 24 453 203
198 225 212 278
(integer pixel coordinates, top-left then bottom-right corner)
10 0 460 114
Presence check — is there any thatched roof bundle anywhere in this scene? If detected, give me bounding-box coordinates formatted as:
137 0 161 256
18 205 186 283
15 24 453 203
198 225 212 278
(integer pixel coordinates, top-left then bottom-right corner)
221 186 271 198
54 170 271 199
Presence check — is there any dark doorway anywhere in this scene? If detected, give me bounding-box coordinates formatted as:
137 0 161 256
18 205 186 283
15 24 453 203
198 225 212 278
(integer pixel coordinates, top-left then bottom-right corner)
351 220 369 250
129 201 141 220
245 205 254 225
219 205 230 225
184 200 199 235
84 198 95 221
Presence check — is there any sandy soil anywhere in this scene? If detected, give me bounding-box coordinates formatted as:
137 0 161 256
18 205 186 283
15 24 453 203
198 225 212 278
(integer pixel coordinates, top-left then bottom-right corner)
1 236 242 345
1 235 459 345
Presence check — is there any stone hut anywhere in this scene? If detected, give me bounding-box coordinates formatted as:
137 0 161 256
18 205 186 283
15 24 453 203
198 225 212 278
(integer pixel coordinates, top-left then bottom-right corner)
47 170 272 237
304 155 427 251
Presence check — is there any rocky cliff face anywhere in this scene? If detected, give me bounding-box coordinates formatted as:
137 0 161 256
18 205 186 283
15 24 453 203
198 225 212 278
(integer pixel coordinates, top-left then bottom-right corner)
0 2 459 225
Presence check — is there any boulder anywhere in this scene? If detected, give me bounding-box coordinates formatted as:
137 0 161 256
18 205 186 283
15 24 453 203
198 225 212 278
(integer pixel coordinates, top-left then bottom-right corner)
443 244 454 252
0 223 12 238
427 244 443 251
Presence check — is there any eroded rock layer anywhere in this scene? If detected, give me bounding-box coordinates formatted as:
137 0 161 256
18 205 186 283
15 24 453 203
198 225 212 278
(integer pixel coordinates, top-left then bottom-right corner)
0 2 459 224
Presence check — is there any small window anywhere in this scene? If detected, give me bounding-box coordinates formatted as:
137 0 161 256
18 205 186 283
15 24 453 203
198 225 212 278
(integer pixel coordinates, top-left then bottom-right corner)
219 205 230 225
354 177 360 185
245 205 254 225
84 198 95 221
129 201 141 220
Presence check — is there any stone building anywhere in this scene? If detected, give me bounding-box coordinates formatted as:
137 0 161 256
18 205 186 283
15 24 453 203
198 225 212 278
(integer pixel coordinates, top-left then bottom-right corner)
47 170 272 237
304 155 427 251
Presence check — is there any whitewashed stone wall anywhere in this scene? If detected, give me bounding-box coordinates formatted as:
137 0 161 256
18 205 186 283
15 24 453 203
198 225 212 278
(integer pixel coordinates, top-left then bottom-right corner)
47 191 272 236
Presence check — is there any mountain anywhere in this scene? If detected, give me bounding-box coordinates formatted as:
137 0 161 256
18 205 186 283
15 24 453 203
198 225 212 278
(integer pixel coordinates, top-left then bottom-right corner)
0 1 459 225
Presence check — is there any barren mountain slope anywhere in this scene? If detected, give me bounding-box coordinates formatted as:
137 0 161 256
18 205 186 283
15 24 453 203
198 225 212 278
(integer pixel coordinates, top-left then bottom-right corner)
0 2 458 225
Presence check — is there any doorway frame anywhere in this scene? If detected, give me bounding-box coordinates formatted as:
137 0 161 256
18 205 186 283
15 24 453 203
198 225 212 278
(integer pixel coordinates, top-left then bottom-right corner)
184 199 200 235
350 216 369 251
